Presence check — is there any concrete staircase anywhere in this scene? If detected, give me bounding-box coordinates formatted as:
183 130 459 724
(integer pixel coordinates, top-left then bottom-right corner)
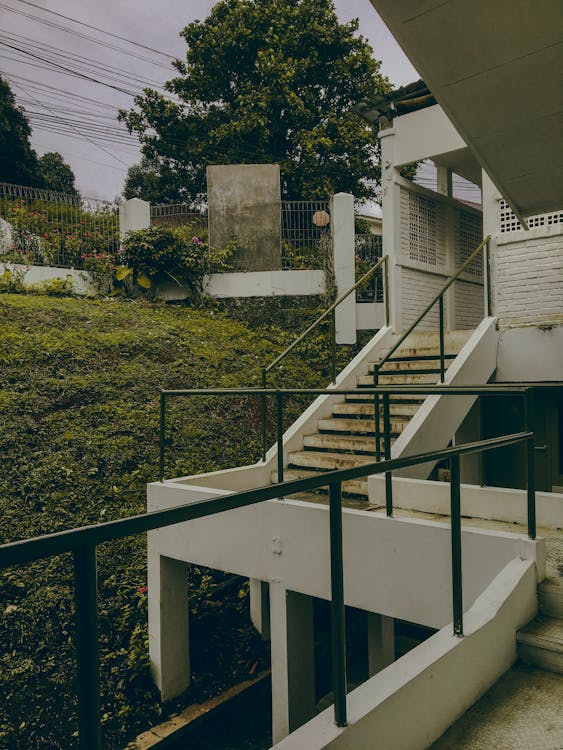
274 331 473 502
517 576 563 675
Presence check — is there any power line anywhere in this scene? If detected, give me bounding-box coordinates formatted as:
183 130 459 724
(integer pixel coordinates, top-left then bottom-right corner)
12 0 176 58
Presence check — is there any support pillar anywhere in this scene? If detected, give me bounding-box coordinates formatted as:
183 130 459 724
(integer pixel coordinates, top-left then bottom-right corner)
379 126 402 332
249 578 270 640
119 197 150 239
148 551 190 701
270 583 316 742
367 613 395 676
331 192 357 344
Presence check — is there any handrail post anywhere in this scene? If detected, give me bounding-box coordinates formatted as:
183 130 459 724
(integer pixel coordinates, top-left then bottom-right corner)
383 392 393 516
374 389 381 462
329 482 347 728
330 308 337 385
261 368 267 462
450 454 463 637
159 392 166 483
438 295 445 382
524 392 536 540
276 391 284 485
73 544 102 750
384 255 390 327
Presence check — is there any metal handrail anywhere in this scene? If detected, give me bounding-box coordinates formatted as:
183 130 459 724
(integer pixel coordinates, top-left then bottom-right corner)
260 255 389 459
374 235 491 386
0 429 538 750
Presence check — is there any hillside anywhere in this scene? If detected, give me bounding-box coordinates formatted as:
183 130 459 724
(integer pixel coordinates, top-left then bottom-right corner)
0 293 324 749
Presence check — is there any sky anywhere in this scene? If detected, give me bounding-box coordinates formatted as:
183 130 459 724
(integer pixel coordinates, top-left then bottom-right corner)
0 1 477 204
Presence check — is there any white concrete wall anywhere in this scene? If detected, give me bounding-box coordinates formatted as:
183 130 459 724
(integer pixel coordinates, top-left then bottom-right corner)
203 269 325 298
369 476 563 530
272 558 537 750
390 317 498 478
496 326 563 382
391 104 468 167
119 197 150 238
147 494 544 631
331 193 357 344
355 302 386 330
0 262 97 295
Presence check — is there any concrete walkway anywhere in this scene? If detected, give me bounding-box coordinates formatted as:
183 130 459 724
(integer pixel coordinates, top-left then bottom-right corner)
429 662 563 750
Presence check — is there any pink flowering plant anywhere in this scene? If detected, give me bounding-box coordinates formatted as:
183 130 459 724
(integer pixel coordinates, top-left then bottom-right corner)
118 224 233 297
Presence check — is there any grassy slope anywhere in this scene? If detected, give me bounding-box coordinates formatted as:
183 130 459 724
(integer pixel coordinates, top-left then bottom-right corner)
0 294 324 749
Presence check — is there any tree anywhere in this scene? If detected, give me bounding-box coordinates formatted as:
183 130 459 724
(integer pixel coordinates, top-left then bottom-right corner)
0 75 42 186
38 152 79 196
123 156 183 204
120 0 390 204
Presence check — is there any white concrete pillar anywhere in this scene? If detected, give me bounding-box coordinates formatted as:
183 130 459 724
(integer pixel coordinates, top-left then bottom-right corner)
249 578 270 640
436 166 453 198
148 551 190 701
119 197 150 239
331 192 357 344
367 613 395 676
270 583 316 742
481 170 500 318
379 127 402 332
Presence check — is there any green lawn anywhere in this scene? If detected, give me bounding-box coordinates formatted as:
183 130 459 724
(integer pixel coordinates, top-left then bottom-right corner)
0 293 324 749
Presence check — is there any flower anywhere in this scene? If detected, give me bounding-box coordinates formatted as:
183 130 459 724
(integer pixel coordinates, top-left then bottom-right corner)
137 585 148 594
191 236 204 246
117 246 125 255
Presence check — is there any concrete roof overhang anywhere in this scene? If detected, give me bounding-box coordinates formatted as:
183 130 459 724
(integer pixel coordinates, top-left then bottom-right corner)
369 0 563 219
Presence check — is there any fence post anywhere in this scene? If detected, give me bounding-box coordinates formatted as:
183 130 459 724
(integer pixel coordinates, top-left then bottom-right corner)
331 193 356 345
118 198 150 239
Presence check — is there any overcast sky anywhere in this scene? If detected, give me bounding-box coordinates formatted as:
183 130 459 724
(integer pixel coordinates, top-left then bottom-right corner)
0 0 427 201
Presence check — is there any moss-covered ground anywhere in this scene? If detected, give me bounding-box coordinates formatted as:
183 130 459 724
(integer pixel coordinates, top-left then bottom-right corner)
0 293 329 749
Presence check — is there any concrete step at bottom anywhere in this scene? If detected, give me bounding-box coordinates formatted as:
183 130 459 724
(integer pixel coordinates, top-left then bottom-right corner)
288 491 371 510
517 616 563 674
539 578 563 619
272 468 369 497
303 433 395 453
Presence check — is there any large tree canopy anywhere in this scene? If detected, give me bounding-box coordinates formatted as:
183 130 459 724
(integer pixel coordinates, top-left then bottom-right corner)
120 0 390 204
0 75 41 186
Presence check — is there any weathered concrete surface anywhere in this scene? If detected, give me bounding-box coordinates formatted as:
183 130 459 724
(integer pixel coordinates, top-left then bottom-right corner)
207 164 281 271
429 662 563 750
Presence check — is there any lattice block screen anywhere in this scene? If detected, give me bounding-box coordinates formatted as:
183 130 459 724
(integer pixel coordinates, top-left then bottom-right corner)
400 188 446 270
454 208 483 277
499 200 563 233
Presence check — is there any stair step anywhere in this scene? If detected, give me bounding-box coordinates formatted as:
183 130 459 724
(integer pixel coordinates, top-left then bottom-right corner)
369 360 446 373
289 450 376 471
288 491 371 509
385 353 457 364
333 402 417 418
539 579 563 619
272 469 368 497
346 392 425 404
517 617 563 674
357 373 440 386
303 433 395 453
318 417 406 435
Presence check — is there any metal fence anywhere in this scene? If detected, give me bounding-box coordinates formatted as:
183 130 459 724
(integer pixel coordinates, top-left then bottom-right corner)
0 182 120 269
355 233 383 302
281 200 331 270
150 203 208 232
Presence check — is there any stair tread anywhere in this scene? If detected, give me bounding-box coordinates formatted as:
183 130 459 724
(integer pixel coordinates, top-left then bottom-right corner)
318 417 405 434
346 392 425 403
289 450 377 469
332 403 413 418
272 469 368 496
303 433 394 453
517 617 563 651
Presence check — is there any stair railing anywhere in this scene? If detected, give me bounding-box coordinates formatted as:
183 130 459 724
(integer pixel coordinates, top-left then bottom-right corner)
260 254 389 460
373 236 491 464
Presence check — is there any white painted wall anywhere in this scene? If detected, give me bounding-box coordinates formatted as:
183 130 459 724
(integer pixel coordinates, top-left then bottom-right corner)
392 104 468 167
119 197 150 237
0 262 97 296
331 192 357 344
369 476 563 530
271 558 537 750
203 269 325 298
496 326 563 382
147 494 544 631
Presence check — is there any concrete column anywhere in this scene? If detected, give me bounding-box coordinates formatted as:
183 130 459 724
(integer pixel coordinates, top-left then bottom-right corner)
481 170 500 317
270 583 316 742
436 166 453 198
331 192 357 344
148 551 190 701
119 197 150 238
379 127 402 332
249 578 270 640
367 613 395 676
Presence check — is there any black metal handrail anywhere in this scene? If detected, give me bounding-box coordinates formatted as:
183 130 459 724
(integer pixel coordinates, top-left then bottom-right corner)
0 429 537 750
374 235 491 387
260 255 390 460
